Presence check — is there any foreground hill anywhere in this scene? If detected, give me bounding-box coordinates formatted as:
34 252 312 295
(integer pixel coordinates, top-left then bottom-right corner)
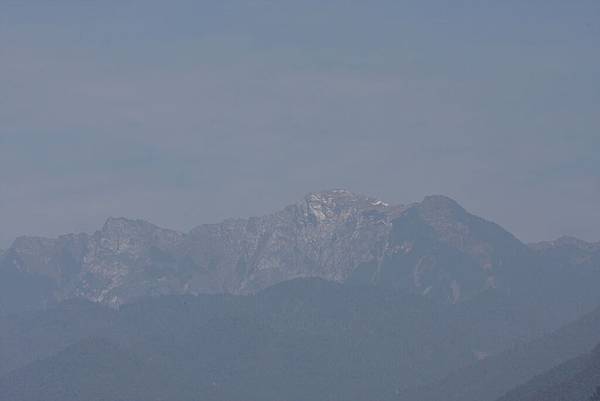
0 339 179 401
398 301 600 401
496 342 600 401
5 278 596 401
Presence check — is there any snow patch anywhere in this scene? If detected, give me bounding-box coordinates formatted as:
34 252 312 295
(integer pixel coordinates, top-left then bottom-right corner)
371 200 389 207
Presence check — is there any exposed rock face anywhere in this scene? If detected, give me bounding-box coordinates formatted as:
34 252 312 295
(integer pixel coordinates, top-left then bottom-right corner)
0 189 584 311
184 189 404 295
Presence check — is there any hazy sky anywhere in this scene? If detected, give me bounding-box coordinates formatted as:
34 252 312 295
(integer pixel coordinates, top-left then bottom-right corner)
1 0 599 247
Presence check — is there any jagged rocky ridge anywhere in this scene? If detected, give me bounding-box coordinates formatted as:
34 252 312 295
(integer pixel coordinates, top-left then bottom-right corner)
0 189 598 314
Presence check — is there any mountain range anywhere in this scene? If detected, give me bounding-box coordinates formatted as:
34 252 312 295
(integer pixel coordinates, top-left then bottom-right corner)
2 190 599 312
1 189 599 401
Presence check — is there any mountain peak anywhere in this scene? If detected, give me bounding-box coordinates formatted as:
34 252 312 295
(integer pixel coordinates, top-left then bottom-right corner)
415 195 467 226
305 188 364 202
530 236 600 252
100 217 168 237
304 189 390 208
102 217 147 230
554 236 599 249
420 195 464 211
302 189 390 222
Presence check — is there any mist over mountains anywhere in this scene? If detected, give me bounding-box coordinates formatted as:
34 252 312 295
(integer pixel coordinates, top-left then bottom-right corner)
2 190 598 311
1 189 599 401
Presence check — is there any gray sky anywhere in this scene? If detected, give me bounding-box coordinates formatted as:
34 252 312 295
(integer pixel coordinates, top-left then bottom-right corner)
1 0 599 247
